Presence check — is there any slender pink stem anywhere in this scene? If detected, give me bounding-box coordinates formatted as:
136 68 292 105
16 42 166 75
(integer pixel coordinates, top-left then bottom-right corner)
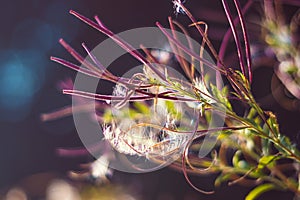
81 42 115 78
233 0 253 83
69 10 167 82
221 0 247 78
50 56 99 78
63 89 153 102
41 102 107 122
156 22 226 74
177 2 224 67
54 42 149 90
57 148 90 157
63 89 200 103
218 1 253 66
58 39 116 81
57 143 104 157
182 113 215 194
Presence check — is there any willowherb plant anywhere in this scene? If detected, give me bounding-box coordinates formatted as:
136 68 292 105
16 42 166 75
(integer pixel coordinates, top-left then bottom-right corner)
43 0 300 199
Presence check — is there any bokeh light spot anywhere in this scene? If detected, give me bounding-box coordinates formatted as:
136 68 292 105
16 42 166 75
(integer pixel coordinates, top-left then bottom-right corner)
0 50 46 121
11 19 54 51
0 60 34 108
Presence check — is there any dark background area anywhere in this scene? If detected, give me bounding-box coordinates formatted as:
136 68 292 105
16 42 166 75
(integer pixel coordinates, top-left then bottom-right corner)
0 0 299 199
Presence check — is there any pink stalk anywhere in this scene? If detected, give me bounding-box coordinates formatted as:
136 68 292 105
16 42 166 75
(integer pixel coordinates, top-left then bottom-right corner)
69 10 167 83
57 148 90 157
59 39 100 75
217 0 254 85
53 43 149 90
58 39 120 84
233 0 252 82
50 57 99 78
156 22 226 74
221 0 247 79
41 102 107 122
189 21 209 81
218 1 252 66
81 42 116 79
57 143 103 157
177 2 223 67
133 88 201 102
182 112 215 194
63 89 153 102
81 42 145 89
175 1 226 88
63 88 199 103
168 17 193 80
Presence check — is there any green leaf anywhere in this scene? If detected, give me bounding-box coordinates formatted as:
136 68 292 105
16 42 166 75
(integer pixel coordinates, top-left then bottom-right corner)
265 112 279 137
261 137 271 156
232 150 242 168
214 173 233 187
244 117 262 131
128 108 140 118
231 91 242 99
257 155 278 171
246 107 257 119
133 102 150 115
210 84 232 110
253 117 262 129
261 123 271 156
232 70 250 91
103 110 113 123
275 134 294 154
221 85 229 96
165 100 178 116
245 184 277 200
217 131 232 140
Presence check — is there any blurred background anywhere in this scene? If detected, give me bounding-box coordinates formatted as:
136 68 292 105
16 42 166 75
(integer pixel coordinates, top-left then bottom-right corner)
0 0 299 199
